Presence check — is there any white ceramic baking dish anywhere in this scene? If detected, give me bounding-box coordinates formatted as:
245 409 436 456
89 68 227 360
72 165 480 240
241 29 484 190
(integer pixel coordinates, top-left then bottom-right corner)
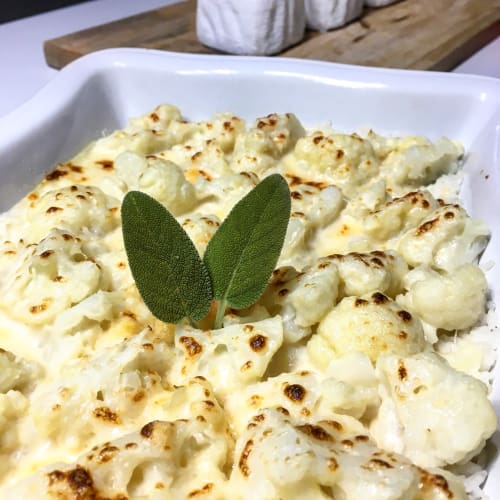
0 48 499 494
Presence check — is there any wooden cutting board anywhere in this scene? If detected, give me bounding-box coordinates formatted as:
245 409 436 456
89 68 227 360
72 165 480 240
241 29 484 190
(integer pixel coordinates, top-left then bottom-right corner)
44 0 500 71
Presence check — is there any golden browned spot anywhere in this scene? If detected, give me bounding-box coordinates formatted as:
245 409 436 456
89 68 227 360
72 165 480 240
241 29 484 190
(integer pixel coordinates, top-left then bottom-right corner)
203 400 215 409
276 406 290 416
47 466 98 498
278 288 289 297
398 360 408 381
95 159 114 171
419 469 453 499
125 442 138 449
399 331 408 340
61 233 73 241
45 169 68 181
132 390 145 402
46 206 63 214
317 261 330 269
28 192 38 201
252 413 265 423
422 200 430 208
223 121 233 131
69 164 83 173
196 170 213 183
188 483 214 497
298 424 333 442
444 211 455 219
141 421 156 438
47 470 66 486
355 435 369 442
196 415 206 422
355 298 369 307
243 324 254 333
416 217 439 235
122 310 137 321
336 149 345 159
341 439 353 448
3 250 16 255
327 457 339 471
363 458 394 470
239 440 254 477
322 420 343 432
240 360 253 372
283 383 306 402
97 445 119 463
76 194 86 200
70 185 78 192
40 250 54 259
93 406 120 424
371 257 384 267
291 191 303 200
156 482 165 489
372 292 389 304
180 336 203 356
29 301 50 314
313 135 324 144
338 224 350 235
150 112 160 122
397 310 412 322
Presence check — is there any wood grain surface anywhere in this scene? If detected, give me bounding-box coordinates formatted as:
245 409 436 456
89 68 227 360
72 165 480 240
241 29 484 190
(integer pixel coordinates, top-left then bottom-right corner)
44 0 500 71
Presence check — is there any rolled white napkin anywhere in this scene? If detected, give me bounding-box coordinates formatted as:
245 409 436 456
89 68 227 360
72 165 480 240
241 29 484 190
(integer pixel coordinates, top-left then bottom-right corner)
196 0 306 56
365 0 399 6
305 0 364 31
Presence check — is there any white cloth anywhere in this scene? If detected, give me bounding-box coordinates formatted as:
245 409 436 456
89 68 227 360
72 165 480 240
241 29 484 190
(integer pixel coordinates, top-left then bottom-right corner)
196 0 306 55
305 0 364 31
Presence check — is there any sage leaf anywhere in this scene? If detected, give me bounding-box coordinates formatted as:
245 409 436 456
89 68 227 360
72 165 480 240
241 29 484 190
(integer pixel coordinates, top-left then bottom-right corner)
204 174 291 316
121 191 213 324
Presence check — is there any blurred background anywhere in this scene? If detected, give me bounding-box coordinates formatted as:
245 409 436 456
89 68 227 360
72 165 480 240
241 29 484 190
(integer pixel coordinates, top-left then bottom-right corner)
1 0 91 24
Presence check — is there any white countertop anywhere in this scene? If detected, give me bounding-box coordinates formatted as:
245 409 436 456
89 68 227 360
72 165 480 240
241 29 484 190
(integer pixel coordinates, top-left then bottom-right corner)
0 0 498 118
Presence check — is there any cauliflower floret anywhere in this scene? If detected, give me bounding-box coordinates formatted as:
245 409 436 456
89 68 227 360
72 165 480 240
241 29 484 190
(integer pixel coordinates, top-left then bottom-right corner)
128 103 182 133
78 105 182 161
225 368 379 433
260 262 339 343
231 113 305 174
289 180 343 228
229 408 466 500
179 213 221 256
169 317 283 398
27 184 119 241
0 230 103 325
366 131 431 160
398 204 490 272
186 112 246 153
0 350 41 394
398 264 487 332
308 292 426 367
7 382 231 499
284 131 379 196
0 391 29 480
328 250 409 298
115 152 196 215
196 171 259 220
30 328 172 449
364 190 439 242
345 178 387 215
380 137 463 191
370 352 497 468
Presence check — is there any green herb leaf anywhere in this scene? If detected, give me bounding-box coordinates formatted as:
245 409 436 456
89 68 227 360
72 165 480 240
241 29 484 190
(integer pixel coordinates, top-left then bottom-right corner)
121 191 213 324
204 174 291 320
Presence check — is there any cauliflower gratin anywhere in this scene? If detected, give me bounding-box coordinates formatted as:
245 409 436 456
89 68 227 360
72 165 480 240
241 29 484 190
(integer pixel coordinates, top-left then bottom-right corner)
0 104 496 499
